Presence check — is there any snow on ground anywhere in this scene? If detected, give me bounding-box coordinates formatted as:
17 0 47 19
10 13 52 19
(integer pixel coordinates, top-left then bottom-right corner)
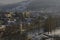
45 28 60 36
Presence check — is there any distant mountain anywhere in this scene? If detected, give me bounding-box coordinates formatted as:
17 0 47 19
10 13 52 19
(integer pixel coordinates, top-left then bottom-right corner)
0 0 31 12
0 3 5 6
1 0 60 13
28 0 60 13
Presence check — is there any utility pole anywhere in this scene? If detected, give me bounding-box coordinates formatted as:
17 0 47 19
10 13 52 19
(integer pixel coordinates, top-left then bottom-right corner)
20 22 23 34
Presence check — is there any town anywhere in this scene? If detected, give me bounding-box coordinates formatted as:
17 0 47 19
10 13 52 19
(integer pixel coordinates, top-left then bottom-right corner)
0 11 59 40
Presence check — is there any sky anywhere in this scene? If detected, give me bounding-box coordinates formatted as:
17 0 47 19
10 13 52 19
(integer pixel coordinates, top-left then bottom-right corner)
0 0 26 4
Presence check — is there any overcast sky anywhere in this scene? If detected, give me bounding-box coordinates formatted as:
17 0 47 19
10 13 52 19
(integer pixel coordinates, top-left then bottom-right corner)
0 0 26 4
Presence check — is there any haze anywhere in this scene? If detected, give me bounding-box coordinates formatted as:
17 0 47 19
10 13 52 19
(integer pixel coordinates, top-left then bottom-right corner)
0 0 27 4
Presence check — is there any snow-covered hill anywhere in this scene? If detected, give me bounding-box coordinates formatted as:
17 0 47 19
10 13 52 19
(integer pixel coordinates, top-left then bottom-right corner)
28 0 60 13
0 0 31 12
